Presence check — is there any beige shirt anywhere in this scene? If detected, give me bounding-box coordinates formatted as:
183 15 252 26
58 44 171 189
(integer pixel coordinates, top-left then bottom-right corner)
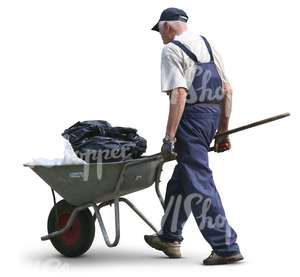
161 31 228 93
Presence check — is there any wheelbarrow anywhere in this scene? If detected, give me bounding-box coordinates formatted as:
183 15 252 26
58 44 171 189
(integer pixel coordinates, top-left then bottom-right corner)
24 112 290 257
24 153 166 257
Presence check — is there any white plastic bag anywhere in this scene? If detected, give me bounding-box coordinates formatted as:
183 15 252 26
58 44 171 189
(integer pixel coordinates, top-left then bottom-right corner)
26 138 87 167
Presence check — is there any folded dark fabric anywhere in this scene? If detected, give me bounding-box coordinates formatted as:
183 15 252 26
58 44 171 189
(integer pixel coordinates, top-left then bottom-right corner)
62 120 111 146
74 136 137 163
62 121 147 163
106 127 138 140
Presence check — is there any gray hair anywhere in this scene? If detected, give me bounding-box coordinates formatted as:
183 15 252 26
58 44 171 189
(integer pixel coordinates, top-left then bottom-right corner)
158 20 187 32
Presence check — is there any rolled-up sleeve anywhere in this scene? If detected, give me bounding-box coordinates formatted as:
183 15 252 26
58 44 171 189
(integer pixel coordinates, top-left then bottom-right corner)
161 46 188 93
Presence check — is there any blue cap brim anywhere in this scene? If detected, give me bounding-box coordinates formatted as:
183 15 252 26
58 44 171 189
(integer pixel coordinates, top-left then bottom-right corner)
151 22 160 32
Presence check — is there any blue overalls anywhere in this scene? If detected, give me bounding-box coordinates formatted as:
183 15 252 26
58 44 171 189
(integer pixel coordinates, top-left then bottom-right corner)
158 36 240 257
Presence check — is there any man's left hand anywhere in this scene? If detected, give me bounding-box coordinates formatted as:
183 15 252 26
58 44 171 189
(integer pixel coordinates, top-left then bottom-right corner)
161 136 177 161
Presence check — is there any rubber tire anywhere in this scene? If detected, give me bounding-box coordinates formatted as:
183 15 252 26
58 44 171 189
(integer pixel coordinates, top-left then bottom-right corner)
47 200 95 257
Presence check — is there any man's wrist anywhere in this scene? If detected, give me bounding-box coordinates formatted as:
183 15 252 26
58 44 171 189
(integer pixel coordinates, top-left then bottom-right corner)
218 126 229 134
164 134 176 143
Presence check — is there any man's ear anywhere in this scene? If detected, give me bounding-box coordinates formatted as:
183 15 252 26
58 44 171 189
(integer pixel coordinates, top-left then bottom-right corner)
163 21 168 32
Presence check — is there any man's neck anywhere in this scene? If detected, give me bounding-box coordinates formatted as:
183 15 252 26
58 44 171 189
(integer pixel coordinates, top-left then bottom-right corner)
175 29 188 36
174 29 190 40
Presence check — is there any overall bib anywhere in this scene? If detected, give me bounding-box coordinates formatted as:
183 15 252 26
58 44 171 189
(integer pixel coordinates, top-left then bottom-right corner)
158 36 240 257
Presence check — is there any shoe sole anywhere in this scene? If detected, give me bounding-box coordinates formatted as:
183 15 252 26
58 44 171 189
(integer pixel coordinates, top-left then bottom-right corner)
203 256 244 265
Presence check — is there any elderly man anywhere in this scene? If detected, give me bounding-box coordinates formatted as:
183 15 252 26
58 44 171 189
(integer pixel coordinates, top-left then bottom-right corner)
144 8 243 265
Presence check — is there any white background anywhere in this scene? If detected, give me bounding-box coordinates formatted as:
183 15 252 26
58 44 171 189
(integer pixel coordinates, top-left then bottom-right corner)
0 0 299 276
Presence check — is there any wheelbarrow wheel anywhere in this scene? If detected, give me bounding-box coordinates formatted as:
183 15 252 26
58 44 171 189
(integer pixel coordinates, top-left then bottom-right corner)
47 200 95 257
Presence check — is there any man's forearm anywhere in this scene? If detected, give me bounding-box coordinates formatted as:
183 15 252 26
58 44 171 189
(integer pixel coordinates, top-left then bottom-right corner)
166 88 187 138
218 82 233 133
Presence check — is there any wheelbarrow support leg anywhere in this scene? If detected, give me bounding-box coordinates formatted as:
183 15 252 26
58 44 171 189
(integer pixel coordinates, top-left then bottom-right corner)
92 200 120 247
94 197 160 244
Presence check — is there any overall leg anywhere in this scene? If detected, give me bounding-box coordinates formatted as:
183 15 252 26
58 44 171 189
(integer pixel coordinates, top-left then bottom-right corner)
158 164 192 242
144 163 185 258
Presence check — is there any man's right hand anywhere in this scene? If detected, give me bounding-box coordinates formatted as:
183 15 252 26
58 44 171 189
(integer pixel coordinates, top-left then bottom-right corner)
214 134 231 153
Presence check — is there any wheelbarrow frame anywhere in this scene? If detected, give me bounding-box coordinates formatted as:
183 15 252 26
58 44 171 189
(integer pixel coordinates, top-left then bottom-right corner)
24 153 166 248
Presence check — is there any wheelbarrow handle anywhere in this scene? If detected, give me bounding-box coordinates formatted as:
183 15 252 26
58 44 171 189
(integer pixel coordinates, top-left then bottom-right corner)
208 112 290 152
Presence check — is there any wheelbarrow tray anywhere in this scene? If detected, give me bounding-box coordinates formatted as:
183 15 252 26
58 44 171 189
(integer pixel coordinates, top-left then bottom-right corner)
24 154 163 206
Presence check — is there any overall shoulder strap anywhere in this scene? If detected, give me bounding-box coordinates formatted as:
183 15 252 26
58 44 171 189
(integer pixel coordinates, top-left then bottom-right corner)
201 36 214 62
171 40 199 63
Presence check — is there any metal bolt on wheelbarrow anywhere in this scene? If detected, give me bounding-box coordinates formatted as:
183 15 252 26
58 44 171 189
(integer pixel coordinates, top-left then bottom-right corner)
23 112 290 257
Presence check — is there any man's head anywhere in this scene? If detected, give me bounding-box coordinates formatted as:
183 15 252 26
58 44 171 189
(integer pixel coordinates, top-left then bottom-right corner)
152 8 188 44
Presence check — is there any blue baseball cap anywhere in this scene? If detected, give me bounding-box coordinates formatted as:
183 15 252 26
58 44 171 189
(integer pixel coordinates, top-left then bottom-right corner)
151 7 188 32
